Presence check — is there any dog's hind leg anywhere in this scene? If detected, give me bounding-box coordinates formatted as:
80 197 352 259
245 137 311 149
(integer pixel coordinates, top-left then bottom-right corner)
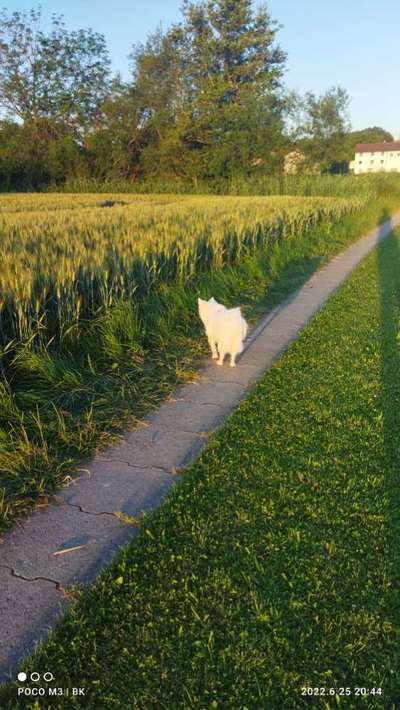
217 351 226 366
208 337 218 359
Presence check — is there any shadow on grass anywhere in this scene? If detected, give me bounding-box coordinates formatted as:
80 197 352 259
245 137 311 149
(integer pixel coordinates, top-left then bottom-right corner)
252 254 322 316
376 208 400 699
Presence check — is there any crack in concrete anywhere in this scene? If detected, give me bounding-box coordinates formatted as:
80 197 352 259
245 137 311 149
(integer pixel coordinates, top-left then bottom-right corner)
58 501 143 523
92 460 175 476
174 401 224 409
47 495 140 521
201 379 253 386
64 501 123 518
173 400 231 407
0 563 70 596
198 382 246 387
154 424 223 434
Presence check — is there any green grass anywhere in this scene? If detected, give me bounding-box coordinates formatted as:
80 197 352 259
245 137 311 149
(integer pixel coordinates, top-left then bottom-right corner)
1 194 400 532
2 224 400 708
56 172 400 198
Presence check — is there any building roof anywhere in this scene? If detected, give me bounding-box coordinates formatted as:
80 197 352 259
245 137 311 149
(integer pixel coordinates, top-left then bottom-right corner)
355 142 400 153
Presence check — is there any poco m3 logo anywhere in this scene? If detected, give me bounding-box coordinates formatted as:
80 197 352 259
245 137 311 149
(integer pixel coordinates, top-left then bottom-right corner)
17 671 85 698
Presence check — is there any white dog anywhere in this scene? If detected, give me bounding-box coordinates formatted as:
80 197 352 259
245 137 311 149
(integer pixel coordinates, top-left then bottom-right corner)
198 297 248 367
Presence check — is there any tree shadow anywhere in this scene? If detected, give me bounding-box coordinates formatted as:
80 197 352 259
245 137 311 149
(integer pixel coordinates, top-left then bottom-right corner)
375 207 400 699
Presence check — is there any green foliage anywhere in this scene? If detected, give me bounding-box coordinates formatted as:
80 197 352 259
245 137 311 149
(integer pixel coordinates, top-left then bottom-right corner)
0 2 289 187
0 121 30 189
129 26 190 179
175 0 287 178
125 0 287 181
288 86 351 173
56 172 400 199
0 6 110 188
85 78 143 180
0 3 397 188
0 7 111 129
0 119 89 190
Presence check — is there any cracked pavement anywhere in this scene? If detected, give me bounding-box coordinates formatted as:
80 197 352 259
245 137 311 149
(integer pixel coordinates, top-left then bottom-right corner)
1 212 399 683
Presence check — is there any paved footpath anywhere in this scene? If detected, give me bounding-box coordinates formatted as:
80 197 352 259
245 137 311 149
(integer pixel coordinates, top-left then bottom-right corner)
1 213 400 682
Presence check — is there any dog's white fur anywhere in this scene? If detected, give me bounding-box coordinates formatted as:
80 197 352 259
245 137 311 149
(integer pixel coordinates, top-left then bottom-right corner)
198 297 248 367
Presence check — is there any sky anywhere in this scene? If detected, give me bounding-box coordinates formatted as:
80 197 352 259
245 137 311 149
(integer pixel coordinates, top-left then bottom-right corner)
4 0 400 139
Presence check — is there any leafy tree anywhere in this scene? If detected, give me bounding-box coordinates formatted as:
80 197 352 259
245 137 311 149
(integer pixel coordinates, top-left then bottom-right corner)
0 2 372 188
0 7 111 134
183 0 287 178
86 77 146 180
130 1 287 180
0 120 29 188
0 118 85 189
0 6 111 187
289 86 351 173
129 27 191 179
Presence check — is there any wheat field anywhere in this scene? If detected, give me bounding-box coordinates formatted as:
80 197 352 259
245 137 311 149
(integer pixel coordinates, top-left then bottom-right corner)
0 193 365 348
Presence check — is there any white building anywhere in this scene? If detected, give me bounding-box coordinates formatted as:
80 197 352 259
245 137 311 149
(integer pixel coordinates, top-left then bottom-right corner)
349 142 400 174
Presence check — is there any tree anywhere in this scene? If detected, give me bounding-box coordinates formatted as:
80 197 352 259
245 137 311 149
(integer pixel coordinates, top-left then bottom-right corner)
0 7 111 135
288 86 351 173
130 1 287 180
0 118 86 189
129 26 191 179
87 77 146 180
0 120 29 188
181 0 287 178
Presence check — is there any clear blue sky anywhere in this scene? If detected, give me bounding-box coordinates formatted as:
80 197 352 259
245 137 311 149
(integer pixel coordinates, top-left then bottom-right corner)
5 0 400 138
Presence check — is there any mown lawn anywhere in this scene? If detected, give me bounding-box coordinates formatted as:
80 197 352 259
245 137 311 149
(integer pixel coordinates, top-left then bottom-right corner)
2 224 400 709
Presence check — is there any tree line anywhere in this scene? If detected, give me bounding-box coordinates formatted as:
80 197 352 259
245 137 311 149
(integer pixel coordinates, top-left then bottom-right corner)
0 2 393 190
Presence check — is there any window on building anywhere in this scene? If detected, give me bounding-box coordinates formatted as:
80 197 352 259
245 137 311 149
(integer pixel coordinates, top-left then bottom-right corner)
381 159 384 164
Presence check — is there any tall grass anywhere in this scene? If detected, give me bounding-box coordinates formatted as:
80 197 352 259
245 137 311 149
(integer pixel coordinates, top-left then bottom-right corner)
49 172 400 198
0 194 364 350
